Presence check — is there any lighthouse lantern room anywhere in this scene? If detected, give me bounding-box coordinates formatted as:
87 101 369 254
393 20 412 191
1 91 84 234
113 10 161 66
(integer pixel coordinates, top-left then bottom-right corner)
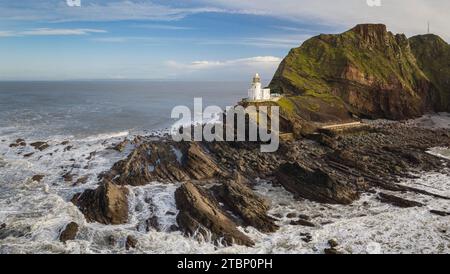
248 73 271 101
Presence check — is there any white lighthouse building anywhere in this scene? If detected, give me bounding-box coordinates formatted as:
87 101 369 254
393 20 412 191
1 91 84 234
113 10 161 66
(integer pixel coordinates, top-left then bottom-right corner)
248 73 271 101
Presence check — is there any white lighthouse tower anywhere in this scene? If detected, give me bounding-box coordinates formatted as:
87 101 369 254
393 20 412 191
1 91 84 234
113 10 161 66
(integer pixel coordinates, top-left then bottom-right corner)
248 73 271 101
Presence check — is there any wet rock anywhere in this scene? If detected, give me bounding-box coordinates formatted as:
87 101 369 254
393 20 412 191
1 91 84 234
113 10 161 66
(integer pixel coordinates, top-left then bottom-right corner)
107 235 117 246
64 146 73 152
71 180 129 225
30 141 49 151
61 141 70 146
146 216 160 232
112 139 129 152
300 232 312 243
275 162 359 205
126 235 138 250
298 214 311 220
23 152 34 158
290 219 316 227
10 139 26 148
59 222 79 243
286 213 297 218
377 193 424 208
430 210 450 217
328 239 339 248
105 142 227 186
324 248 342 255
32 175 45 182
0 225 30 240
212 174 279 233
175 182 254 247
63 172 73 182
74 175 89 186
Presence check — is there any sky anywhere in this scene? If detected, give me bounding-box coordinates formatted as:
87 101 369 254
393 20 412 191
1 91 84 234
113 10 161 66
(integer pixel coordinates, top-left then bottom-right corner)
0 0 449 81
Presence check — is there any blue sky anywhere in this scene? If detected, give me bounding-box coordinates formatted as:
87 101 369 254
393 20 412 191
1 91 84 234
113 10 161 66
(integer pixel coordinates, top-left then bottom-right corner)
0 0 449 81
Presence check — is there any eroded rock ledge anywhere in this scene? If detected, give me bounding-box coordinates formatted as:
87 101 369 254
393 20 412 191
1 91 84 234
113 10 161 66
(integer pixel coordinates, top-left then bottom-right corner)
71 121 450 246
175 181 254 246
71 180 129 225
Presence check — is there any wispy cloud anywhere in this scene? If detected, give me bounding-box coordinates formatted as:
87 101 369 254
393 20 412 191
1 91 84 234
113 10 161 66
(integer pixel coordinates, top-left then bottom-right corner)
197 0 450 40
133 24 194 31
0 0 255 22
167 56 282 70
0 28 106 37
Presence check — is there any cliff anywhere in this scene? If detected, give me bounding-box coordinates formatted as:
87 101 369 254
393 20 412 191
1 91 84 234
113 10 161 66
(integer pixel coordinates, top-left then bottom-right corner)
270 24 450 123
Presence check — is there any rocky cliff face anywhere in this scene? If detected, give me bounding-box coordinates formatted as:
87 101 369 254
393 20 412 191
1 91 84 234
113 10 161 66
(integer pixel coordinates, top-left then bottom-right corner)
270 24 450 122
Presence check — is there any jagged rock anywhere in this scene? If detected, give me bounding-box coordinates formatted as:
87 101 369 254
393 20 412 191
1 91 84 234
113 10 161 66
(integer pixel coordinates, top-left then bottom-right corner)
104 141 226 186
74 175 89 186
298 214 311 220
23 152 34 158
71 181 129 225
59 222 79 243
430 210 450 217
62 172 73 182
328 239 339 248
146 216 160 232
286 213 297 218
31 175 45 182
324 248 342 254
126 235 138 250
275 162 359 204
30 141 49 151
175 182 254 247
290 219 316 227
377 193 424 208
112 139 129 152
212 174 279 233
0 225 30 240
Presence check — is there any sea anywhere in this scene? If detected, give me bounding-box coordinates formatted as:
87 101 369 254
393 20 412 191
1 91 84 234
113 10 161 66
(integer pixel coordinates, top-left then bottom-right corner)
0 81 449 254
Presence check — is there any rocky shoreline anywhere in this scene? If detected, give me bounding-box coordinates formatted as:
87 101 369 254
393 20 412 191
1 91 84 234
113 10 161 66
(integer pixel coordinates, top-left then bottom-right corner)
61 118 450 248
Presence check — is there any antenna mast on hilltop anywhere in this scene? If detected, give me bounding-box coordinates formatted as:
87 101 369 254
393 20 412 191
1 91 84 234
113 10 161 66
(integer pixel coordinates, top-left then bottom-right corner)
427 21 430 34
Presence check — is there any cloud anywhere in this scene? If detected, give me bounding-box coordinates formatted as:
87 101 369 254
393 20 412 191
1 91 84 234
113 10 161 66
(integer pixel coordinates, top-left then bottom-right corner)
165 56 282 80
167 56 282 70
196 0 450 40
0 28 106 37
0 0 248 22
133 24 194 30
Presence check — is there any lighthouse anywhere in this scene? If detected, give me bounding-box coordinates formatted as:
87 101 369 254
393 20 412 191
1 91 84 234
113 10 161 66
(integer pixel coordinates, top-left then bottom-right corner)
248 73 271 101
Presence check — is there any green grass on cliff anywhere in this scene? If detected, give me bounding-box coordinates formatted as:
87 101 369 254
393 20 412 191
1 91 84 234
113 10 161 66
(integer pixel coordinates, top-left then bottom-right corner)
410 34 450 110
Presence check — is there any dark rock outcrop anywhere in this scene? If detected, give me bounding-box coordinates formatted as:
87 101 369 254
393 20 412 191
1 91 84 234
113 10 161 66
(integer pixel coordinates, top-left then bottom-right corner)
430 210 450 217
103 141 227 186
212 174 279 233
31 175 45 182
275 162 360 204
30 141 49 151
126 235 138 250
59 222 79 243
175 182 254 246
377 193 424 208
290 219 316 227
71 181 129 225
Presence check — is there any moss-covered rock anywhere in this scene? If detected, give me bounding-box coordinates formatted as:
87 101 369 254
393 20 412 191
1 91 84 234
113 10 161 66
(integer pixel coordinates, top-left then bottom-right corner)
270 24 450 122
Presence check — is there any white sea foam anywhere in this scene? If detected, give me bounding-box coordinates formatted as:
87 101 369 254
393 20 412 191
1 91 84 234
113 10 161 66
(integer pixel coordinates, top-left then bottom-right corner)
1 114 450 253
